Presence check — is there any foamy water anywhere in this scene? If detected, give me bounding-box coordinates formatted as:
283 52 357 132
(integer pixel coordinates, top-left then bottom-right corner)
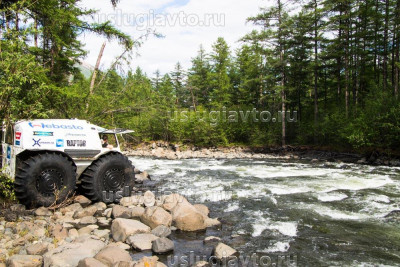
129 156 400 265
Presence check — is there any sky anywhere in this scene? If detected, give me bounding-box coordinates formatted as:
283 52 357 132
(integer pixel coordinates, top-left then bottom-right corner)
78 0 265 77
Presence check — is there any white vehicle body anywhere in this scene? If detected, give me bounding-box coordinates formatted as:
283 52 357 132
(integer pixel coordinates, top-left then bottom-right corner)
1 119 124 180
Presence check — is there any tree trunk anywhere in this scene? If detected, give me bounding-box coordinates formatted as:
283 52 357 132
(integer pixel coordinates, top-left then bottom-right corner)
313 0 319 144
383 0 389 91
278 0 286 146
86 42 106 113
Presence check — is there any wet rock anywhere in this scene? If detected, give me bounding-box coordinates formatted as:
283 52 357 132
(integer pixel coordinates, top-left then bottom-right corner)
26 242 48 255
162 193 188 211
204 218 221 228
152 237 174 254
35 207 52 216
204 236 221 243
143 191 156 207
43 236 105 267
94 246 132 266
141 207 172 229
194 204 209 217
111 218 151 242
7 255 43 267
74 195 92 207
130 207 145 218
74 206 97 219
151 225 171 238
77 257 108 267
171 202 206 231
213 243 237 259
112 205 132 219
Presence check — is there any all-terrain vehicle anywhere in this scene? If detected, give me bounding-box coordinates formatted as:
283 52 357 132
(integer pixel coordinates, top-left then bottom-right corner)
1 119 135 207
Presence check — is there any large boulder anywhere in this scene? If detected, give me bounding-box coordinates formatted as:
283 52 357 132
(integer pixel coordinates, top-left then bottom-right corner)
162 194 188 211
94 246 132 266
171 202 206 231
141 207 172 229
43 236 105 267
119 196 144 207
127 234 159 251
7 255 43 267
193 204 209 217
111 218 151 242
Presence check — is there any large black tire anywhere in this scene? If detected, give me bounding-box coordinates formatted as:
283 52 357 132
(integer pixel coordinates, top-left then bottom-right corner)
81 153 135 203
14 153 76 208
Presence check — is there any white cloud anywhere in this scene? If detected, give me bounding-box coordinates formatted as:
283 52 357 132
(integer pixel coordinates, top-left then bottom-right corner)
79 0 265 76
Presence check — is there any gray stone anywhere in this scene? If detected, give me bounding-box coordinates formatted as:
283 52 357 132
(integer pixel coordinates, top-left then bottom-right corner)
111 218 151 242
74 206 97 219
152 238 174 254
74 195 92 207
112 205 132 219
26 242 48 255
127 234 159 251
34 207 52 216
130 206 145 218
79 216 97 226
151 225 171 238
10 204 26 213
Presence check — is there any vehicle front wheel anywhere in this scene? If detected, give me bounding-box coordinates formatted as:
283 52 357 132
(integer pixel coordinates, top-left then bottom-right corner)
14 153 77 208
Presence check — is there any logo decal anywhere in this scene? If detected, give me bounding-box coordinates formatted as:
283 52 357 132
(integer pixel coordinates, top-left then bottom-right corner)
15 140 20 146
28 122 84 130
33 139 41 147
15 132 21 140
32 139 54 147
33 131 53 137
56 139 64 147
66 140 86 147
6 146 11 159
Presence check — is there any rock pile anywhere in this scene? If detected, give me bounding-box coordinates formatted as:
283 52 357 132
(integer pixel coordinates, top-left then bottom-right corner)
0 192 223 267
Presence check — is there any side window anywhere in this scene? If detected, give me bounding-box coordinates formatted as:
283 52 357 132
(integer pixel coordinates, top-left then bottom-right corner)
5 124 13 145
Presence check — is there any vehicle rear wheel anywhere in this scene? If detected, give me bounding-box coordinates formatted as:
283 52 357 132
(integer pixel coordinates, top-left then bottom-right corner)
81 153 135 203
14 153 76 208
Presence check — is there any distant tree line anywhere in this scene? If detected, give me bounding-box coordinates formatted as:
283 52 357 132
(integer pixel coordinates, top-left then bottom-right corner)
1 0 400 152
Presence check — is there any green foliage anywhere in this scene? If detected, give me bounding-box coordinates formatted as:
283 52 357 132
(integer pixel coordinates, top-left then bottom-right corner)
0 173 16 201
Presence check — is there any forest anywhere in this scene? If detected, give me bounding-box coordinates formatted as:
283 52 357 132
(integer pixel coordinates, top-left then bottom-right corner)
1 0 400 153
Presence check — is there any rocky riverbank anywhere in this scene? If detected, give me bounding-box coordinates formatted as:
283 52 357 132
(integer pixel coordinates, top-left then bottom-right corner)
125 142 400 166
0 193 233 267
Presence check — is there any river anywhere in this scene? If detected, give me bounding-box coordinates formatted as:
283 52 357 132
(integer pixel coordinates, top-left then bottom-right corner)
129 156 400 266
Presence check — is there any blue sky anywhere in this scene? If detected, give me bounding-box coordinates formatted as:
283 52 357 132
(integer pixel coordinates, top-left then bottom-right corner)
79 0 265 76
